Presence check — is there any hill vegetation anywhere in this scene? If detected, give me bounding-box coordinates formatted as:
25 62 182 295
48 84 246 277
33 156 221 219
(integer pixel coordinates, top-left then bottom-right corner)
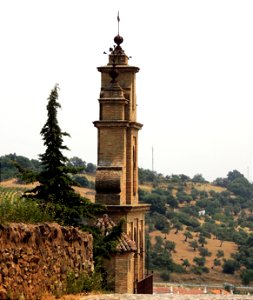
139 168 253 285
0 153 96 186
1 154 253 285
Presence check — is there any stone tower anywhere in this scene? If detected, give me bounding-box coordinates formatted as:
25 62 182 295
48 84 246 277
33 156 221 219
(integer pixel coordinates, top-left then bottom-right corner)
94 24 149 293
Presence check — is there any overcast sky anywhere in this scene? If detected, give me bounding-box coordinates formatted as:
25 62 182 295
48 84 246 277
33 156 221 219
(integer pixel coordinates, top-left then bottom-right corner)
1 0 253 182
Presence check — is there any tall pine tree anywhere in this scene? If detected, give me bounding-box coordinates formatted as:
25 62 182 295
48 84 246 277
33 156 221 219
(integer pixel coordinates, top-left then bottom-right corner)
26 85 102 225
23 85 123 282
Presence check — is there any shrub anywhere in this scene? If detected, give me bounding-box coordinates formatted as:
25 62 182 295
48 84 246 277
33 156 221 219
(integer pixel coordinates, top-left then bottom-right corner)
66 271 102 293
73 175 90 187
241 269 253 285
73 175 95 189
164 240 176 253
198 247 212 257
191 266 203 275
224 283 235 293
177 212 200 228
222 259 239 274
193 256 206 267
182 259 190 269
160 270 171 281
146 212 169 232
172 263 185 273
0 198 54 223
191 266 209 275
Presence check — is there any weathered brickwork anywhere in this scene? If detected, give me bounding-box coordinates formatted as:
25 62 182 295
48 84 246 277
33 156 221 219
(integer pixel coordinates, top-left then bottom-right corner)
103 252 135 293
94 62 142 206
0 223 93 300
94 33 149 293
98 127 126 166
111 253 135 293
106 205 148 283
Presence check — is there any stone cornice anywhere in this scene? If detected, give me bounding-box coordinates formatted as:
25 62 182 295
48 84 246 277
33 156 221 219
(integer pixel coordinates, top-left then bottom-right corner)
106 204 150 213
93 120 143 129
98 65 140 73
93 120 129 128
97 166 123 171
98 98 129 105
129 122 143 130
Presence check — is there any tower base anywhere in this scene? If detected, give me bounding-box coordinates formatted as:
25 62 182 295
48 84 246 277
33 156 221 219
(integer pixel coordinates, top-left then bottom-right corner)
105 204 149 292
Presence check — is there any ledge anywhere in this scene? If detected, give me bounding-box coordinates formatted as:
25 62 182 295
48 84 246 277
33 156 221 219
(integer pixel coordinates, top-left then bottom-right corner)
93 120 129 128
106 204 150 213
97 166 123 171
97 65 140 73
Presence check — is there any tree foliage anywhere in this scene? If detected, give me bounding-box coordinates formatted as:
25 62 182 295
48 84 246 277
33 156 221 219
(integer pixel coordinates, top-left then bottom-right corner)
24 85 103 226
0 154 41 181
192 174 207 183
222 259 239 274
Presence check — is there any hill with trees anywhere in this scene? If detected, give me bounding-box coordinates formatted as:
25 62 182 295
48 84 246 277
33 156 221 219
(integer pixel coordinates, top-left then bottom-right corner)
138 168 253 285
2 153 253 285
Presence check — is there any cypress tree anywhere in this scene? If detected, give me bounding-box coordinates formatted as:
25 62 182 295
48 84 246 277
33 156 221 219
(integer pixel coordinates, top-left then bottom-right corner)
27 85 102 225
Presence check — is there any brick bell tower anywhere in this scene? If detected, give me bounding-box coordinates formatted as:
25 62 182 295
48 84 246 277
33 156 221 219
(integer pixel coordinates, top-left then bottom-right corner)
93 16 150 293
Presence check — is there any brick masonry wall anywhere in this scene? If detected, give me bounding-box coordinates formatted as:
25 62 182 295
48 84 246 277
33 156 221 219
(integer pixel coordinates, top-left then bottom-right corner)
0 223 93 300
98 127 126 166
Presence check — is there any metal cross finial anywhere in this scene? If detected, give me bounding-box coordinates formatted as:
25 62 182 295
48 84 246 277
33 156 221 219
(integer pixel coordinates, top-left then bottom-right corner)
117 11 120 35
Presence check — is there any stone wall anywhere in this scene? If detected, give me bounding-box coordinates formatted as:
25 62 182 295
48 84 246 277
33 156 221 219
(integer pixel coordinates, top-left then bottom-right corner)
0 223 93 299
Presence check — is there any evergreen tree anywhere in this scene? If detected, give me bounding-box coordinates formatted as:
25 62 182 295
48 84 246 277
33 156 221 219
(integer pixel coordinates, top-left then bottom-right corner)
25 85 102 225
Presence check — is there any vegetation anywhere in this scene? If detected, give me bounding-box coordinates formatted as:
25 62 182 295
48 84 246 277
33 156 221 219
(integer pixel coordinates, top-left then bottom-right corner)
22 85 102 227
2 122 253 286
0 85 122 293
0 153 41 182
139 168 253 284
0 154 95 183
2 159 253 285
147 234 184 277
0 197 54 224
0 186 26 202
66 271 102 294
0 185 54 224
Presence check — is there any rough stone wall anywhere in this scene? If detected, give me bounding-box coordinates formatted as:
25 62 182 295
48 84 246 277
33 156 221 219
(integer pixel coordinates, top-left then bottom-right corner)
0 223 93 299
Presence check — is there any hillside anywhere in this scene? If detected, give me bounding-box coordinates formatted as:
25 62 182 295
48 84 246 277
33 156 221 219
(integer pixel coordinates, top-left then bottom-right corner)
149 229 240 284
1 173 251 285
139 169 253 285
1 155 253 285
0 178 96 203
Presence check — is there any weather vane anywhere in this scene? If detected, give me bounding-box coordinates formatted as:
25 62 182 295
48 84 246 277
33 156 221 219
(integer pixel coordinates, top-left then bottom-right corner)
102 12 131 83
117 11 120 35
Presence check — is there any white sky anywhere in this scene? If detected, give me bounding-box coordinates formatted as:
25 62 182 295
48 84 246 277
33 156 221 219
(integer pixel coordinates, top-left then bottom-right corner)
1 0 253 182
